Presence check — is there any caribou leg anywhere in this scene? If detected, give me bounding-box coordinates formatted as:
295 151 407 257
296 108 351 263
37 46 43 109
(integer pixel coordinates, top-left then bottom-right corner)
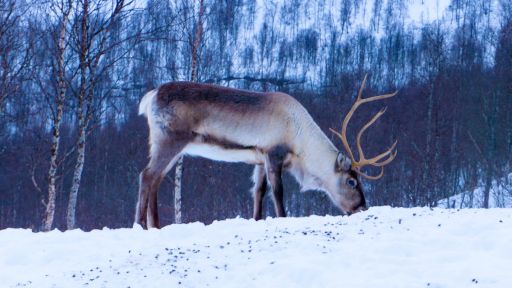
136 135 188 229
251 165 268 220
265 146 288 218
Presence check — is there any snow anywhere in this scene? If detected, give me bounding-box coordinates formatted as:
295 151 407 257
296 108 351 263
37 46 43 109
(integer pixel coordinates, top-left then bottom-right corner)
1 207 511 288
407 0 451 25
438 174 512 208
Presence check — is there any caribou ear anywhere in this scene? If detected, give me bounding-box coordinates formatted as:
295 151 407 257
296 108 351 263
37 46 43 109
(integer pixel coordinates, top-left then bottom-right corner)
335 152 351 172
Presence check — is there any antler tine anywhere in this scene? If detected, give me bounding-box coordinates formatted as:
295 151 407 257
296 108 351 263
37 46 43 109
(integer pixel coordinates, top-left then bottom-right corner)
354 146 396 179
356 74 368 101
372 147 397 167
332 74 398 180
329 127 353 161
359 91 398 104
338 100 359 163
355 107 388 163
357 140 398 167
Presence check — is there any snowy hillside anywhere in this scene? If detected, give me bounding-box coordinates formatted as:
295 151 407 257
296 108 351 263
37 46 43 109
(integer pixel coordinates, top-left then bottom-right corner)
221 0 500 87
1 207 511 288
438 174 512 208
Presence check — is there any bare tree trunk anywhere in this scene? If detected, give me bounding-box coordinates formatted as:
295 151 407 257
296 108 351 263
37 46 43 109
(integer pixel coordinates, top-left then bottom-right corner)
483 101 497 209
43 1 72 231
422 84 434 206
174 158 183 224
174 0 204 224
44 131 60 231
67 0 88 230
67 127 86 229
447 117 459 208
483 167 492 208
480 90 498 209
190 0 204 82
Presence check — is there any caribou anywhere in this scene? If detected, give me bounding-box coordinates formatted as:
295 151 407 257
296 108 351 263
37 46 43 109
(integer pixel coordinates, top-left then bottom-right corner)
135 75 397 229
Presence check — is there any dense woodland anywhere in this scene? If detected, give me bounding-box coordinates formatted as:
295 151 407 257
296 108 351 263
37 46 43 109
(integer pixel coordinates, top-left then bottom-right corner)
1 0 511 231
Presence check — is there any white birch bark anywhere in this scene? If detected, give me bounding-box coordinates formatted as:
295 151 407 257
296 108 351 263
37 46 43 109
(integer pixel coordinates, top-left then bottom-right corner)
174 0 204 224
66 0 88 230
174 158 183 224
43 0 72 232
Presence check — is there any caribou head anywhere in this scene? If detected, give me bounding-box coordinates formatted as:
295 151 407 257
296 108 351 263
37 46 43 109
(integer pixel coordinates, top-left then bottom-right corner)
329 74 398 214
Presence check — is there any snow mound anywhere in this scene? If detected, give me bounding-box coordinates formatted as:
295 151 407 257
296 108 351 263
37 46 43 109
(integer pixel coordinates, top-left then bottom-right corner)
1 207 511 288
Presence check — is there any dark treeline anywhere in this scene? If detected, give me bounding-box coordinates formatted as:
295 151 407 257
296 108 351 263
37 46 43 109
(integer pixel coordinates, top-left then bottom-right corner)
1 0 511 231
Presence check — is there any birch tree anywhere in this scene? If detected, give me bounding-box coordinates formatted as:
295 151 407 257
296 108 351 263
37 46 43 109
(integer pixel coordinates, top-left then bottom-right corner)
41 0 73 232
67 0 131 229
173 0 205 224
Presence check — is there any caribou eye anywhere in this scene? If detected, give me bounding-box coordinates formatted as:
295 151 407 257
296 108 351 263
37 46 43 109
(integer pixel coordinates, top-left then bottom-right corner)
346 178 357 188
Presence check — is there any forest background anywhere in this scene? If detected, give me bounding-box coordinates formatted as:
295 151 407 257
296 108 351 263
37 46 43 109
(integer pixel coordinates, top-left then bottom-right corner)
1 0 511 231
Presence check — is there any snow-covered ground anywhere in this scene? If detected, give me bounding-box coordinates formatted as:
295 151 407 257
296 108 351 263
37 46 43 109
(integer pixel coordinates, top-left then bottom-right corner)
1 207 511 288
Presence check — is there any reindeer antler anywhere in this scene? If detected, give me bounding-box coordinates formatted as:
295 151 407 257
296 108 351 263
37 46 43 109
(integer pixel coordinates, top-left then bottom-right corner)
330 74 398 180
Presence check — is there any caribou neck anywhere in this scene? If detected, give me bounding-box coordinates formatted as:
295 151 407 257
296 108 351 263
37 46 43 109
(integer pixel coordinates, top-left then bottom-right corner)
291 117 339 193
